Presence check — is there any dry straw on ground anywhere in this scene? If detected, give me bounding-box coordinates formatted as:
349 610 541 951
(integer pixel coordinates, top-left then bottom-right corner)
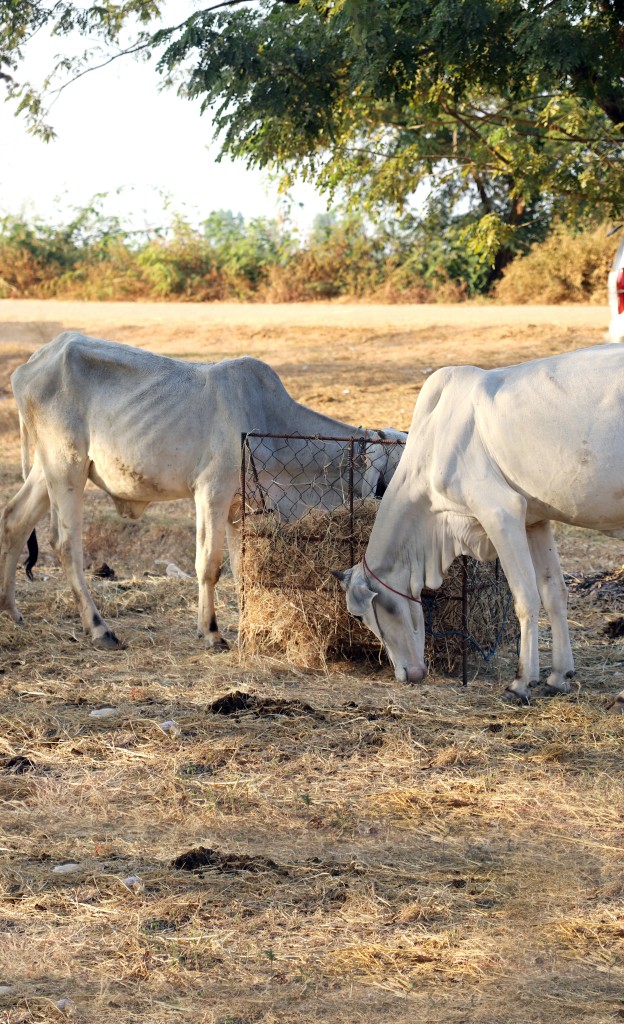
238 500 518 672
0 306 623 1024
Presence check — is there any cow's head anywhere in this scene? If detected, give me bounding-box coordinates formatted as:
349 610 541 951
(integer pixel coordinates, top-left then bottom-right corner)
361 428 407 498
332 561 427 684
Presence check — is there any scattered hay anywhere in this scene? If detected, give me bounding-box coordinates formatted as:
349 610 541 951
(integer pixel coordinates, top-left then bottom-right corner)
239 501 518 672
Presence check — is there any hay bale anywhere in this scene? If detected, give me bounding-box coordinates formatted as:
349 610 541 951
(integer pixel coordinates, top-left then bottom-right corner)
239 502 379 668
238 500 518 671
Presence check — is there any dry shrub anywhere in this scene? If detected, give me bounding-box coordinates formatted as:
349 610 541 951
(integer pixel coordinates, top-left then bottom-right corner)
367 278 432 304
369 273 467 305
495 222 618 304
0 250 64 299
53 252 150 301
239 501 518 671
260 262 313 302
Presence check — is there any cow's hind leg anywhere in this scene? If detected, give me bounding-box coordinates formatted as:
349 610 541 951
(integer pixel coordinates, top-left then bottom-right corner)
194 484 232 650
47 467 121 650
0 460 50 622
527 520 574 695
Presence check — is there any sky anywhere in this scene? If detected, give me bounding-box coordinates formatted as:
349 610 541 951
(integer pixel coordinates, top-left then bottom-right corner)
0 2 330 233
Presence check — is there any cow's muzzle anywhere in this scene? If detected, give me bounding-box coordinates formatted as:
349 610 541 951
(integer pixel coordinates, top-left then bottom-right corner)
395 663 428 684
407 664 428 684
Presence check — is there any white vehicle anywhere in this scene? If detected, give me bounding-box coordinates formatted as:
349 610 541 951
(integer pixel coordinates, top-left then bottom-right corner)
608 229 624 342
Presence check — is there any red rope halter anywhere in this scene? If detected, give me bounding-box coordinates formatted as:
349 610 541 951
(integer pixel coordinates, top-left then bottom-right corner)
362 553 423 605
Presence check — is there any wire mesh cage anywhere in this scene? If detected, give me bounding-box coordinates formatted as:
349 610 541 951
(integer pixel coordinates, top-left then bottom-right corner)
239 432 519 680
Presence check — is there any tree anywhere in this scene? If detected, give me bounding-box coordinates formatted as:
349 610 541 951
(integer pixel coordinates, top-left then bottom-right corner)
152 0 624 275
3 0 623 278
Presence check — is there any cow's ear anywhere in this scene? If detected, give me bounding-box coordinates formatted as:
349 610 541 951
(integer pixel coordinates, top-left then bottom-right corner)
331 567 352 590
347 581 377 617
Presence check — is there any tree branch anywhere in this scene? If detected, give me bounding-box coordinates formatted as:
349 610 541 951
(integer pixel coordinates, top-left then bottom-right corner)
47 0 260 100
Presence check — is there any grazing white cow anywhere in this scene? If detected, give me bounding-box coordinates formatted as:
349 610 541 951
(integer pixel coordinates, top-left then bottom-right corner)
335 345 624 702
0 333 403 651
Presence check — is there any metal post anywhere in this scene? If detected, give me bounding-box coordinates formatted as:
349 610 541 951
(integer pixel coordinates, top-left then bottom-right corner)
461 555 468 686
348 438 355 567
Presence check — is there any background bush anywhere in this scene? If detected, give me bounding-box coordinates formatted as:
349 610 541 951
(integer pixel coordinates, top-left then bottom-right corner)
495 224 619 304
0 204 616 303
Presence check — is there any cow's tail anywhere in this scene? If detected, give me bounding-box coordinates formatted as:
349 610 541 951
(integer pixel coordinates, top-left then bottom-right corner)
19 414 38 581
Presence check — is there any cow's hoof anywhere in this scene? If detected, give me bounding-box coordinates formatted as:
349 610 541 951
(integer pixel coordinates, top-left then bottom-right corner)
542 671 572 697
541 683 570 698
502 686 531 705
207 636 230 653
93 631 122 651
0 604 23 625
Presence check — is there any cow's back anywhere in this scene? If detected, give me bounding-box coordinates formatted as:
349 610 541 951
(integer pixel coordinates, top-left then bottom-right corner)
11 334 300 494
474 345 624 528
397 346 624 531
13 332 202 411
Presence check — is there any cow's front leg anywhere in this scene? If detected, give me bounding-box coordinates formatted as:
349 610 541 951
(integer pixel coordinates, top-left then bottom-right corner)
478 498 541 702
0 460 50 623
48 471 121 650
226 500 242 584
194 486 230 650
527 521 574 695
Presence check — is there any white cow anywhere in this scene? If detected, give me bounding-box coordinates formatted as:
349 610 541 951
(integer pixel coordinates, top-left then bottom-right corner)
0 332 404 650
335 345 624 702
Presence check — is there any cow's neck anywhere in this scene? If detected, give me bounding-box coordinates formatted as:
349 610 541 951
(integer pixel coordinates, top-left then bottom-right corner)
285 401 365 439
365 491 425 591
365 489 460 594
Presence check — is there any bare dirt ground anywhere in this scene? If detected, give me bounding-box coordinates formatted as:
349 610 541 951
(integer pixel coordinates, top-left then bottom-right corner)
0 301 622 1024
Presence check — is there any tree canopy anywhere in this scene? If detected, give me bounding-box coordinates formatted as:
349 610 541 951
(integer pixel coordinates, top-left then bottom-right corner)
3 0 624 277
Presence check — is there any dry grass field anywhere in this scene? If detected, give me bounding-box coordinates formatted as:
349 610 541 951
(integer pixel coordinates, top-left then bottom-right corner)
0 301 622 1024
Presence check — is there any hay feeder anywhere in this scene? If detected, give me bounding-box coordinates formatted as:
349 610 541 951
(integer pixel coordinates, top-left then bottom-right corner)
238 433 519 680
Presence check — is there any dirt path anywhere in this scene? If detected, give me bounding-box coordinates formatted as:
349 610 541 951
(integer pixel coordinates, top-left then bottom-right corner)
0 297 611 329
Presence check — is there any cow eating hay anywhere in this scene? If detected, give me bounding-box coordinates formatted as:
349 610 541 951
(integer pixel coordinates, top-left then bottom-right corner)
0 333 402 651
335 344 624 703
239 501 518 672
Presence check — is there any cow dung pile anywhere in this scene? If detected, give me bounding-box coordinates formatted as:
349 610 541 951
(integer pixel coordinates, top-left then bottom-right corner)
238 501 518 672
